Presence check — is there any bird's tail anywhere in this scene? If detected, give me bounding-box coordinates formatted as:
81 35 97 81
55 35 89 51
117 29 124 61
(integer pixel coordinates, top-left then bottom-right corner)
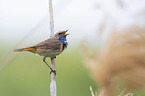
14 47 35 52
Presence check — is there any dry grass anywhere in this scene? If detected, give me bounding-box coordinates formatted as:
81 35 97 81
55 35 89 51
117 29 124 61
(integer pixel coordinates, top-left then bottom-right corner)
90 86 133 96
80 26 145 96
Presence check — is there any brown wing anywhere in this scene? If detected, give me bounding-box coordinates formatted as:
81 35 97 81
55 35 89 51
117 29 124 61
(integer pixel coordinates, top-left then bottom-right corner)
14 37 62 56
32 37 62 50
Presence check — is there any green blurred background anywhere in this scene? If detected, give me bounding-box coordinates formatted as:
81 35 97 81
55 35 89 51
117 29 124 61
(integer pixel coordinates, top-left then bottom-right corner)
1 47 145 96
0 47 97 96
1 0 145 96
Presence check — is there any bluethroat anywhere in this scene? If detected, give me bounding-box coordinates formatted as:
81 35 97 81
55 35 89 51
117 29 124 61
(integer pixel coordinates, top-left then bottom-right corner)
14 30 69 74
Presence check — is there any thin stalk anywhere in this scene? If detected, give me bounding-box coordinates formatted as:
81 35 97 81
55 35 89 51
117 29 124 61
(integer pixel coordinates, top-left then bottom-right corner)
50 57 56 96
49 0 56 96
49 0 54 37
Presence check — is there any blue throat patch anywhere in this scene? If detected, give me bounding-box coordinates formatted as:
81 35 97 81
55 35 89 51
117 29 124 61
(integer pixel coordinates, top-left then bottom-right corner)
59 35 68 48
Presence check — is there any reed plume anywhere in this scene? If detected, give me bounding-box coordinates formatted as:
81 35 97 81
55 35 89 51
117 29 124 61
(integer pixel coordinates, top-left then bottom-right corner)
80 26 145 96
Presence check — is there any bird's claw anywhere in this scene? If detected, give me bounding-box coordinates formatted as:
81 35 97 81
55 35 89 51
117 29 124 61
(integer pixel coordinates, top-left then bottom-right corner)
50 70 56 75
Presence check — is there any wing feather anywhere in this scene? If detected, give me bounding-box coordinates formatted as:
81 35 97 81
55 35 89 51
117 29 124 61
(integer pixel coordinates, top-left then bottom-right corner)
32 37 62 50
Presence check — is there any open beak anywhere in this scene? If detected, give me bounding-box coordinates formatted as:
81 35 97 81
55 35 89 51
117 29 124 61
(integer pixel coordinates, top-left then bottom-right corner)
62 29 69 36
65 29 69 36
65 29 69 32
65 33 69 36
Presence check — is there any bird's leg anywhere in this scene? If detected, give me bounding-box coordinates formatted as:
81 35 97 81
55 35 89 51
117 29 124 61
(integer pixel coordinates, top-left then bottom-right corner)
43 57 56 75
50 57 56 74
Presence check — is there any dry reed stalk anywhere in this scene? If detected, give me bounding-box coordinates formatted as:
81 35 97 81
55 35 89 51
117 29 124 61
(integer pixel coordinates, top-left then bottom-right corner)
80 26 145 96
49 0 56 96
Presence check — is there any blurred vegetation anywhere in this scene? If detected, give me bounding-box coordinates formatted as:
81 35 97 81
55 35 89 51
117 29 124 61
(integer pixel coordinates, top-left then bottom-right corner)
1 46 145 96
0 48 96 96
80 27 145 96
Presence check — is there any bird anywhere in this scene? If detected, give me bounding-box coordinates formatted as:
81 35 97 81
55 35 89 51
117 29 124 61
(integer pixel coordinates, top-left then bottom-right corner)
14 30 69 74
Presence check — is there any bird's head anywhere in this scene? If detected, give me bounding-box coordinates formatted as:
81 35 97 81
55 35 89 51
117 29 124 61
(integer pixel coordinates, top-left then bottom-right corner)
54 30 69 38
